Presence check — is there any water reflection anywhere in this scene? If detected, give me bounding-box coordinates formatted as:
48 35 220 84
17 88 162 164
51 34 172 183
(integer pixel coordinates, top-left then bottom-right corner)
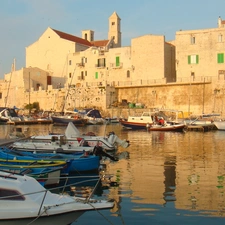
1 124 225 224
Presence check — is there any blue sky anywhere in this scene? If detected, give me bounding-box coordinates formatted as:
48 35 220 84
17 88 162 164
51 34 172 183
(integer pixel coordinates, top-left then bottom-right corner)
0 0 225 78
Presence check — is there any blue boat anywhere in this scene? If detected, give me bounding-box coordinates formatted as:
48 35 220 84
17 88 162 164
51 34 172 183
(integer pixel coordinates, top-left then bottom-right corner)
0 147 100 175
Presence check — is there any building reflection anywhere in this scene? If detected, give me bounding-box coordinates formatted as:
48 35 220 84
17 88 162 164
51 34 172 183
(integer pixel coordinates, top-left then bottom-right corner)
163 156 176 204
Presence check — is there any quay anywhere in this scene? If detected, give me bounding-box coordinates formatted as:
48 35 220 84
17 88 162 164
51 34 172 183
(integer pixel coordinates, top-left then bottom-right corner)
186 124 216 132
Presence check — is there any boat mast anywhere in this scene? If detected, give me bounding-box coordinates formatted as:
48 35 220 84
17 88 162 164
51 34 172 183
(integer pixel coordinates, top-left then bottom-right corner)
61 67 76 114
5 60 14 107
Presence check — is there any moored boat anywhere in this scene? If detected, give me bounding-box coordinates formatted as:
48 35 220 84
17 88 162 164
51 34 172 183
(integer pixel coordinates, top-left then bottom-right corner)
29 122 130 150
147 122 186 132
0 147 101 175
0 170 114 225
79 108 105 125
51 114 87 126
213 120 225 130
120 109 185 131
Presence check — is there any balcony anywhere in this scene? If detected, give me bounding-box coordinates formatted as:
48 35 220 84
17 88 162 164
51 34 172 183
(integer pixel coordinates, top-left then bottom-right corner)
110 62 123 69
95 64 106 68
76 62 85 67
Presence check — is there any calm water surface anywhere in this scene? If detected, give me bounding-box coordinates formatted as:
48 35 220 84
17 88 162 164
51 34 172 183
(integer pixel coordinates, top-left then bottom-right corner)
1 123 225 225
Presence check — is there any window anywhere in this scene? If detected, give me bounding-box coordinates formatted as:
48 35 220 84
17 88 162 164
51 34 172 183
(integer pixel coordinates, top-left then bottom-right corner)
81 71 84 80
0 93 2 99
218 53 224 63
188 55 199 64
69 73 72 78
85 71 87 76
218 34 223 42
116 57 120 67
0 188 25 201
95 72 98 79
127 70 130 78
97 58 106 67
82 57 87 64
69 60 72 65
191 36 195 44
112 22 115 26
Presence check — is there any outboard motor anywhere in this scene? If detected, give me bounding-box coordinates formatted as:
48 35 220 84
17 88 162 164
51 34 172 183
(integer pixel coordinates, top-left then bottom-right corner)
92 145 118 161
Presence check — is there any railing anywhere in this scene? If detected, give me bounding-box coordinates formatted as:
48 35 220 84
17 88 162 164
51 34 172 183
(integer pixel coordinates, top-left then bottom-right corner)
78 75 221 88
109 63 123 69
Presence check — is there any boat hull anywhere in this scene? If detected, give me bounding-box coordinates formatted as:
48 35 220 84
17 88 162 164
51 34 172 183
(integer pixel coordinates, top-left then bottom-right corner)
213 121 225 130
148 124 186 132
0 171 114 225
51 116 87 126
119 120 150 129
0 211 84 225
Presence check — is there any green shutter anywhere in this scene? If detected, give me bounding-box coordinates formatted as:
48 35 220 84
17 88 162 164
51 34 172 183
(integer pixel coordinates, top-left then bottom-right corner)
188 55 191 64
196 55 199 64
95 72 98 79
116 56 120 67
218 53 221 63
218 53 224 63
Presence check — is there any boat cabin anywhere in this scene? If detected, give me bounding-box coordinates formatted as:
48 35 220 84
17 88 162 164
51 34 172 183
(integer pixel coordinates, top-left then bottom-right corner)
127 112 154 123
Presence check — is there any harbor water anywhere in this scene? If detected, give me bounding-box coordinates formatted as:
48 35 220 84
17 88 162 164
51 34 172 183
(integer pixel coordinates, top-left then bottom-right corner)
1 123 225 225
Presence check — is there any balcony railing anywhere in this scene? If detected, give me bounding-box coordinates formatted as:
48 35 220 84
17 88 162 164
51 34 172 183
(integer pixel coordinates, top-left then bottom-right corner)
76 63 85 67
109 63 123 69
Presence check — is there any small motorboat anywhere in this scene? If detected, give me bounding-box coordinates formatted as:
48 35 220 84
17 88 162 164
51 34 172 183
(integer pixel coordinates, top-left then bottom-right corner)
0 170 114 225
147 122 186 132
10 135 94 153
29 122 130 150
120 109 186 131
79 108 105 125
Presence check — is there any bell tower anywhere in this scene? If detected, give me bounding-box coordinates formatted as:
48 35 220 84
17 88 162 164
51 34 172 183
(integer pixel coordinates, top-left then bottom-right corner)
108 12 121 47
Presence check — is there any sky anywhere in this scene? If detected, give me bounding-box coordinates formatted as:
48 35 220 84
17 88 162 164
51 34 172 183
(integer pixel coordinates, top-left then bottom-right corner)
1 0 225 78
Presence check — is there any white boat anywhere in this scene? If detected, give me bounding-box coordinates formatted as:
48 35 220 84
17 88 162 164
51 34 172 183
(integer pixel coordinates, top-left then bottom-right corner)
0 107 22 124
10 135 94 153
213 120 225 130
31 122 130 150
184 113 220 126
0 170 114 225
79 108 105 125
120 109 185 130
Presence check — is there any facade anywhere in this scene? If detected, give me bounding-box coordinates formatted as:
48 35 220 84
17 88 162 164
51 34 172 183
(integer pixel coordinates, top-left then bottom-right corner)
1 13 225 116
175 17 225 84
0 67 50 109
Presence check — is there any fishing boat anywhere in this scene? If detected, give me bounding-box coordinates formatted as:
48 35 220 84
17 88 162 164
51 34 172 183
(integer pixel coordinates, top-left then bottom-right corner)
18 167 62 187
0 147 101 175
10 135 94 153
79 108 105 125
147 122 186 132
51 112 87 126
0 170 114 225
0 159 66 186
0 107 22 124
120 109 185 131
29 122 130 150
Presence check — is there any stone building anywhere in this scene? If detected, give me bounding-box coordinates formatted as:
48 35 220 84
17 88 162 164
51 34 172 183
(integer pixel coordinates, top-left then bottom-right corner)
1 13 225 116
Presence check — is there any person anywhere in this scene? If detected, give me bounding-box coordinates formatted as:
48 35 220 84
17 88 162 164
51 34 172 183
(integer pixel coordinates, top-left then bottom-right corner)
158 117 165 125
